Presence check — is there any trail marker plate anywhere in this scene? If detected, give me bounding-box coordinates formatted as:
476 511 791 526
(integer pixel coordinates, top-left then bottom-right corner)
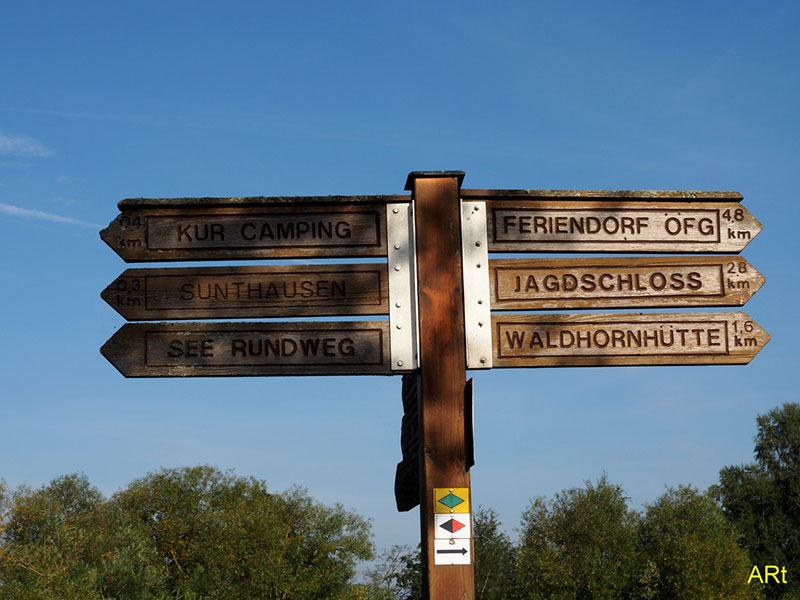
435 514 471 539
434 539 471 565
433 488 470 514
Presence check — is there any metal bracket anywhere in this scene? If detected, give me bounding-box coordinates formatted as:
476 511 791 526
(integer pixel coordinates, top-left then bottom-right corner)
387 203 420 371
461 200 492 369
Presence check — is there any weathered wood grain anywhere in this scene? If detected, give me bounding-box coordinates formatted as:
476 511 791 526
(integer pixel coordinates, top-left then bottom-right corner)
101 321 392 377
462 189 742 201
118 194 410 208
492 312 769 368
102 264 389 320
409 173 475 596
485 200 761 253
490 257 764 310
100 203 391 261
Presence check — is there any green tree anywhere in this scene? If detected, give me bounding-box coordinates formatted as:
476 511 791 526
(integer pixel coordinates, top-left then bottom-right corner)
515 475 640 600
0 466 374 599
638 485 761 600
715 403 800 599
473 507 518 600
361 544 421 600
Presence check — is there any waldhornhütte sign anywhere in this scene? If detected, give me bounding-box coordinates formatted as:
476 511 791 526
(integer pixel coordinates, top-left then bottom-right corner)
100 173 768 600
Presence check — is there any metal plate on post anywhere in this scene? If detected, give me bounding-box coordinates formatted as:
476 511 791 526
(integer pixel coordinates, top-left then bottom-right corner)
387 203 419 371
461 201 492 369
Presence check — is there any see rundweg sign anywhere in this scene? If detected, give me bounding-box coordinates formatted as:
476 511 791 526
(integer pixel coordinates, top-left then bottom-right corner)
101 321 393 377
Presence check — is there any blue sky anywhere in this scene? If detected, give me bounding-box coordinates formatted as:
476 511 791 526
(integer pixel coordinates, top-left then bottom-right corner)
1 0 798 555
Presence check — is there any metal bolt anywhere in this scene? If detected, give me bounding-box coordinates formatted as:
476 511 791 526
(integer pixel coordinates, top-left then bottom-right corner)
474 205 480 211
475 240 482 247
480 356 487 363
397 360 404 367
394 243 401 250
477 299 484 305
395 301 402 308
476 263 482 268
478 321 484 327
394 265 401 271
449 488 453 492
392 207 399 214
396 323 403 329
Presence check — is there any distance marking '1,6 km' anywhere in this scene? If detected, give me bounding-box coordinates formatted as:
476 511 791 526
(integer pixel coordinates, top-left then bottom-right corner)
492 312 770 368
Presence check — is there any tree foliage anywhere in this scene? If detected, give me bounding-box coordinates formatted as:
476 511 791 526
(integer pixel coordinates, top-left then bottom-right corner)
638 486 761 600
516 475 640 600
715 402 800 599
0 466 373 599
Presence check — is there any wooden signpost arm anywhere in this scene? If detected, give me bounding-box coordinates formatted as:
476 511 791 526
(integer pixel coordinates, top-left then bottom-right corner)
407 171 475 599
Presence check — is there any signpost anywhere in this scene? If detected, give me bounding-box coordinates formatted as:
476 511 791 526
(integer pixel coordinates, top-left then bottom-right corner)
100 175 769 600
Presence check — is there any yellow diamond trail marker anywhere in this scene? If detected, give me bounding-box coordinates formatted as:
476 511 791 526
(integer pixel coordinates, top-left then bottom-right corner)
433 488 470 514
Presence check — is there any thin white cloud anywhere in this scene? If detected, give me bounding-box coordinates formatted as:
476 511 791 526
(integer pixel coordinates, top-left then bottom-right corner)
0 132 54 158
0 203 99 228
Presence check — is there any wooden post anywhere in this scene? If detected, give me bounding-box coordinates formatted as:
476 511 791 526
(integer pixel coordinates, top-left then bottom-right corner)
406 171 474 599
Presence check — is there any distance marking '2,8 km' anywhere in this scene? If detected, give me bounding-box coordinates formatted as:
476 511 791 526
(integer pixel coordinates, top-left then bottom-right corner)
492 312 769 368
486 201 761 253
489 256 764 311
